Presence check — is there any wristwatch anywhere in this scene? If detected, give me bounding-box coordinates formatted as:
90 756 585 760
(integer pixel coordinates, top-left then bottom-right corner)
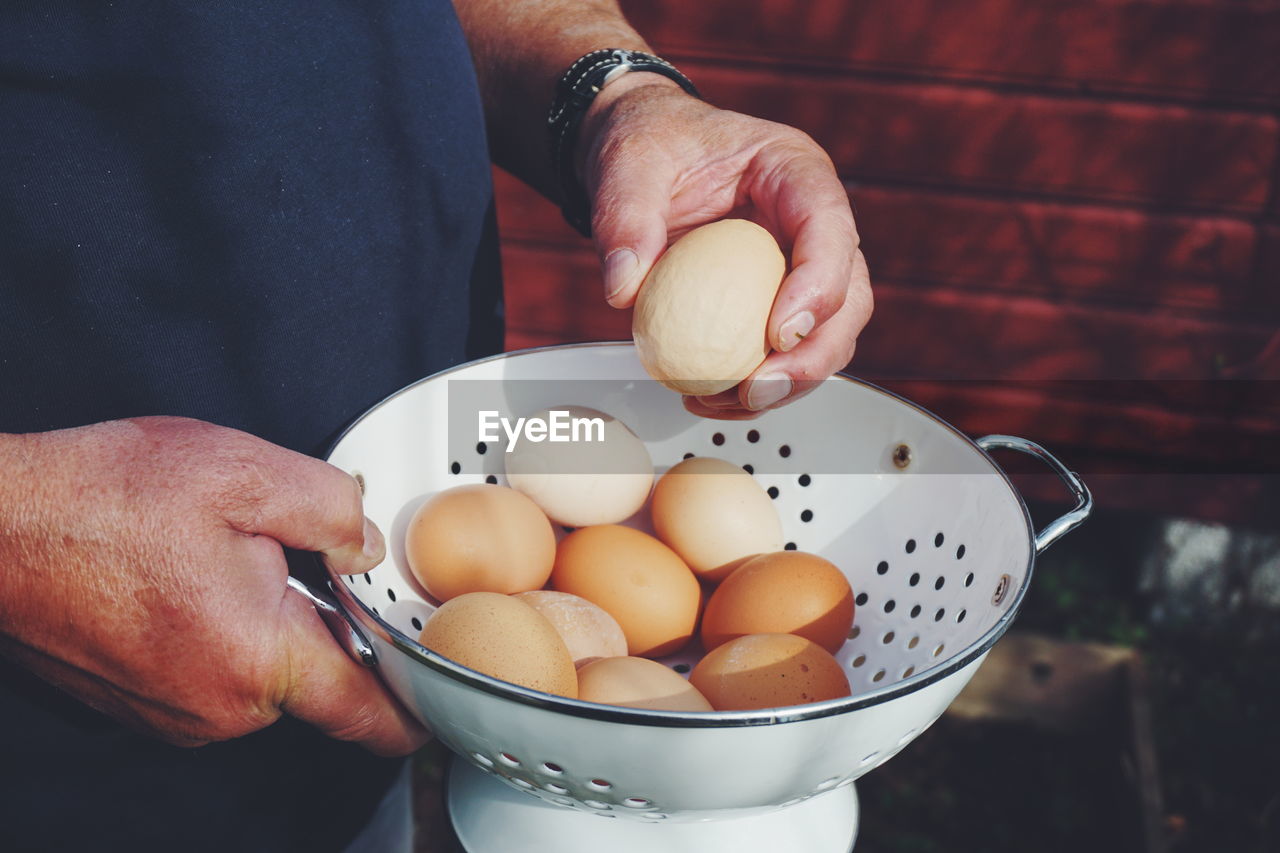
547 49 700 237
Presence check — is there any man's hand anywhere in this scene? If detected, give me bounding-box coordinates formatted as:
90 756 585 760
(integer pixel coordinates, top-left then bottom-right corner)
581 76 874 418
0 417 427 755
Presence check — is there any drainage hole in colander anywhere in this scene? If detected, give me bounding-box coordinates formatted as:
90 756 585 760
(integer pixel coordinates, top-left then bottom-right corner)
498 753 521 767
683 452 695 460
934 532 945 547
623 797 652 809
747 429 760 443
897 728 918 746
935 576 946 591
882 630 896 644
485 474 497 484
883 600 896 614
908 572 920 586
410 617 422 631
800 509 814 522
550 796 574 806
540 762 564 775
742 463 754 474
642 812 669 821
784 542 798 550
934 608 946 622
855 592 869 606
798 473 811 486
956 609 968 623
848 626 861 639
583 800 611 810
371 607 380 616
364 574 372 585
902 665 915 678
964 572 975 587
872 669 886 682
511 778 534 790
779 444 791 458
386 588 396 602
907 635 920 649
859 752 880 767
910 604 922 618
589 779 613 792
473 753 494 768
767 486 780 499
712 432 725 446
851 654 866 668
816 777 840 791
905 538 917 554
475 442 487 455
672 663 691 674
562 526 575 534
876 561 889 576
450 461 461 475
933 643 946 657
957 544 967 559
545 783 569 795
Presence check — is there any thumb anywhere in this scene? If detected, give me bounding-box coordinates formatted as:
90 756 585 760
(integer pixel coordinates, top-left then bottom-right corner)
590 162 673 309
222 443 385 575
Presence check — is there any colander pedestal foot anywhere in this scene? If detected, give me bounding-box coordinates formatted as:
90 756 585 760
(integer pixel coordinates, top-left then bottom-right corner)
446 757 860 853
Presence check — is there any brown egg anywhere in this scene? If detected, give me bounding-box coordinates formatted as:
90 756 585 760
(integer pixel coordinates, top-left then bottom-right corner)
577 656 714 712
405 483 555 602
702 551 855 654
690 633 852 711
650 456 783 582
514 590 628 668
418 592 577 698
551 525 701 658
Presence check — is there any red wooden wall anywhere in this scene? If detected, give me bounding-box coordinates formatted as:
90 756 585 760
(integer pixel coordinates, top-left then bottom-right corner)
496 0 1280 527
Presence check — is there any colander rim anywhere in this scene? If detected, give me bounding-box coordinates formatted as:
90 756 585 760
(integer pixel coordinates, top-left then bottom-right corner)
322 340 1038 728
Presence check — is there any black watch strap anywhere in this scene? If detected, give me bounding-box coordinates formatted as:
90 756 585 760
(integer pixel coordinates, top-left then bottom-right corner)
547 49 700 238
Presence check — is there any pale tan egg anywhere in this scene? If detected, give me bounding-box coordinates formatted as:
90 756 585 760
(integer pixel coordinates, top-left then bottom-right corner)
702 551 855 654
551 525 701 658
689 633 851 711
633 219 786 396
404 483 555 602
651 456 784 582
504 405 654 527
514 590 628 668
577 656 713 712
418 592 577 698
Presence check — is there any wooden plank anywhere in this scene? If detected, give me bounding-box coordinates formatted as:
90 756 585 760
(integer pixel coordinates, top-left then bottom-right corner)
494 169 1269 314
683 65 1278 214
622 0 1280 108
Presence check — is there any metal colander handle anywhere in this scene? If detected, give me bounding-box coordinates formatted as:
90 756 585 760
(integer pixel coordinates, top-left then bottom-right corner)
287 561 378 667
976 435 1093 554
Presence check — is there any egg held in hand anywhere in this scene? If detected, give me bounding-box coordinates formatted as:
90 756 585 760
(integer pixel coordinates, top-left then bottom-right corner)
702 551 855 654
418 592 578 698
633 219 786 396
651 456 784 582
551 525 701 658
577 656 713 712
504 405 654 528
404 483 555 602
514 590 628 668
690 633 851 711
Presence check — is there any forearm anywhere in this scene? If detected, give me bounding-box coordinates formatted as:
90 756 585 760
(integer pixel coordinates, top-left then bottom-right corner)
452 0 661 198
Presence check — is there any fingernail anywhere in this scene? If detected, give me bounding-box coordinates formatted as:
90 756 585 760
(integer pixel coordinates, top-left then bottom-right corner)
746 373 792 411
362 516 386 564
603 248 639 304
778 311 815 352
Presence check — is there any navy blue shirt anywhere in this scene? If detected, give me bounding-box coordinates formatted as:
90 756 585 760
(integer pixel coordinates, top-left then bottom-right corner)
0 2 502 849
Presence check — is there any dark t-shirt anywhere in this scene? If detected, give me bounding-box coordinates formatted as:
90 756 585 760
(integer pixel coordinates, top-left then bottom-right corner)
0 2 502 850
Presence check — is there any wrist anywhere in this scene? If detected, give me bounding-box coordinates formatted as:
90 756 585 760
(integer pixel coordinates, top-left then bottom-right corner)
574 72 684 181
548 49 700 236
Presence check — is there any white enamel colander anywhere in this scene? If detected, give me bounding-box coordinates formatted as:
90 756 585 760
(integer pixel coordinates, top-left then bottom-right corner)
289 342 1091 852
